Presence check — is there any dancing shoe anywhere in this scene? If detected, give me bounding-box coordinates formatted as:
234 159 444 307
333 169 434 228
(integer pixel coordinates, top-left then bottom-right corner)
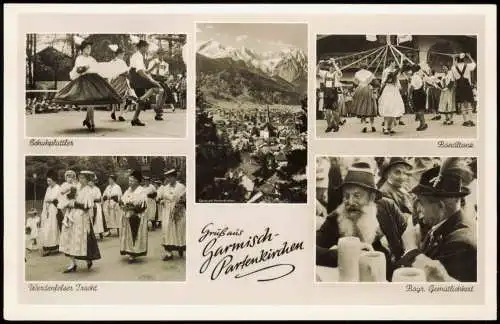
131 119 146 126
371 127 376 132
332 127 339 132
87 261 93 270
111 112 116 120
390 130 396 135
324 127 332 133
362 127 367 133
162 255 174 261
63 264 77 273
118 116 126 122
468 121 476 127
383 129 389 135
398 121 405 126
83 119 91 130
154 115 164 121
462 121 469 126
90 125 96 132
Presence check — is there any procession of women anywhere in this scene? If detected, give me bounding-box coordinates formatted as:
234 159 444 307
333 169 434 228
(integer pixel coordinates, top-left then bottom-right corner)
316 35 477 137
25 166 186 276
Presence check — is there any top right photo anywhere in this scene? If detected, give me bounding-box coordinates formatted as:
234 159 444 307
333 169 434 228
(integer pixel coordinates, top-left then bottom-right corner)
316 34 478 138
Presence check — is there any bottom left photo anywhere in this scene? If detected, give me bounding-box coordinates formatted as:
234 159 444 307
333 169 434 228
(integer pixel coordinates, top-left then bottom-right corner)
24 155 186 282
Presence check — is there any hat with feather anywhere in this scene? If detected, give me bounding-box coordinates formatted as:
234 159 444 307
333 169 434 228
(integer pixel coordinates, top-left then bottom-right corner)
411 158 471 198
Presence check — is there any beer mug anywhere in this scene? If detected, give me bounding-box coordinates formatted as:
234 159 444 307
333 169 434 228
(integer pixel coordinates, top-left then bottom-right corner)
337 236 367 282
359 251 387 282
392 267 426 282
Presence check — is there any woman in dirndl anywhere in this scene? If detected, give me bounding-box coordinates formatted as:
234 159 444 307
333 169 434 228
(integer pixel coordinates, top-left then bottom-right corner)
378 61 405 135
89 173 106 240
408 65 428 131
105 45 138 122
52 40 122 132
438 64 456 125
59 170 101 273
39 170 61 256
158 169 186 261
120 170 148 263
352 64 377 133
142 176 158 231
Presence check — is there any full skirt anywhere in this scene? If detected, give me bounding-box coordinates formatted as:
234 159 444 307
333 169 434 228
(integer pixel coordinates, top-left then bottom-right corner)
439 89 455 113
102 201 122 229
40 204 60 250
162 203 186 250
53 73 122 105
352 86 377 117
109 74 137 99
146 198 157 222
59 209 101 260
120 212 148 257
92 203 106 235
378 84 405 118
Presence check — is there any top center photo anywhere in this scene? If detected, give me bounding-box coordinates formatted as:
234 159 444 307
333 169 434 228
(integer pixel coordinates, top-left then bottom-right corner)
195 23 308 204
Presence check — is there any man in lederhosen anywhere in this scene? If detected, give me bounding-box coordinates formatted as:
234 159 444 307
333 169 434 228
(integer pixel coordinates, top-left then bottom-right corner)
129 40 164 126
451 53 476 127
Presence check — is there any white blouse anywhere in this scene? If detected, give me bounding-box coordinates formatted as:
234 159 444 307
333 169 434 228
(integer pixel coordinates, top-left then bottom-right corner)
69 55 99 80
122 186 147 207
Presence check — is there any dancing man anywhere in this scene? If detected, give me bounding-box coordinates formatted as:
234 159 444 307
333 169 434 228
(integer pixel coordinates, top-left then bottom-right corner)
451 53 476 127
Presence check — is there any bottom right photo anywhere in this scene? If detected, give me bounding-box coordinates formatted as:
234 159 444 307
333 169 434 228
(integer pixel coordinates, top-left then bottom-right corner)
315 156 478 283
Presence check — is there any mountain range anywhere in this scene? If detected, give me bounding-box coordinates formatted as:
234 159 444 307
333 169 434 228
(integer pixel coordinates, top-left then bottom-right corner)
196 40 307 105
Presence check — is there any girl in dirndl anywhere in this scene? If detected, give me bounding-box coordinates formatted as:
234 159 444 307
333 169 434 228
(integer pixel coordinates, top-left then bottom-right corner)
159 169 186 261
378 61 405 135
59 171 101 273
89 174 106 240
105 45 138 122
52 40 122 132
409 65 428 131
438 64 456 125
120 170 148 263
102 174 123 237
39 170 61 256
352 65 377 133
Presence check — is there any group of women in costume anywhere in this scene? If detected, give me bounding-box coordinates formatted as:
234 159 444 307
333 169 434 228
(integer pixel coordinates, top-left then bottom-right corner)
32 167 186 273
317 52 477 135
53 38 186 132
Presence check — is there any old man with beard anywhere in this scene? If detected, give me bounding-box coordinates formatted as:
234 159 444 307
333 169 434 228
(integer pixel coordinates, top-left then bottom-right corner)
316 163 408 280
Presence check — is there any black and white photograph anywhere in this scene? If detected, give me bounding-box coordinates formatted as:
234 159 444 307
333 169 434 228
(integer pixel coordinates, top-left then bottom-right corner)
25 34 187 137
316 35 478 138
25 155 186 281
315 156 478 283
195 23 308 203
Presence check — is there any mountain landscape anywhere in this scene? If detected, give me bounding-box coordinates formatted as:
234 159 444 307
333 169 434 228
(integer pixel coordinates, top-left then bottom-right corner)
196 40 307 105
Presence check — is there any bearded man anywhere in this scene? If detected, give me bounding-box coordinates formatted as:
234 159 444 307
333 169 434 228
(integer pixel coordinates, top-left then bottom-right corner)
316 162 408 279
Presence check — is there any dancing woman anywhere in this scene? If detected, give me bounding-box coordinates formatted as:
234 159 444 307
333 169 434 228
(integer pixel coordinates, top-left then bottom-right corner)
52 40 122 132
159 169 186 261
408 65 428 131
39 170 61 256
106 45 138 122
351 64 377 133
317 59 343 132
102 174 123 237
59 171 101 273
119 170 148 263
438 64 456 125
378 61 405 135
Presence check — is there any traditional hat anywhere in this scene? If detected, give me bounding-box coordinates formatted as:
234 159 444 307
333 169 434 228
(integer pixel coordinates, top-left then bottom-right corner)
130 169 143 182
46 169 58 181
439 157 474 186
64 170 76 179
79 40 93 51
136 40 149 49
340 164 382 200
382 157 413 177
164 169 177 177
410 166 470 198
79 170 94 179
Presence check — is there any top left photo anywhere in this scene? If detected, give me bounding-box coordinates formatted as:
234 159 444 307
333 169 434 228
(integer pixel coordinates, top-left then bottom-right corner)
25 33 188 138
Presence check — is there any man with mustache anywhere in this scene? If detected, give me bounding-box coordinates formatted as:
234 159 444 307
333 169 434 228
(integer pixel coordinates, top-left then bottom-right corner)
316 162 408 279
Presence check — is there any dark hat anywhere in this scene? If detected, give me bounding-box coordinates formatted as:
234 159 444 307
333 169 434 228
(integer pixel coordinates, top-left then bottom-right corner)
382 157 413 177
340 164 382 200
136 40 149 48
411 166 470 198
130 169 143 182
46 170 58 181
79 40 93 51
